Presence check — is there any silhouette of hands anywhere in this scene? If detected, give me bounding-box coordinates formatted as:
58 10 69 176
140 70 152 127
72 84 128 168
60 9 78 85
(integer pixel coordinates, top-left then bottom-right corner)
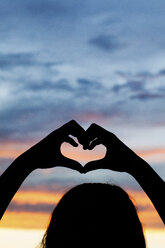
20 121 142 174
83 123 142 174
21 120 85 173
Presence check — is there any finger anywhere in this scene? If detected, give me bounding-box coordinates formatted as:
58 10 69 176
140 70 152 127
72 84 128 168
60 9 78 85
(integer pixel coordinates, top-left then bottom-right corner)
83 159 104 174
64 136 78 147
83 123 103 149
59 155 83 173
85 124 118 149
88 138 101 150
61 120 85 145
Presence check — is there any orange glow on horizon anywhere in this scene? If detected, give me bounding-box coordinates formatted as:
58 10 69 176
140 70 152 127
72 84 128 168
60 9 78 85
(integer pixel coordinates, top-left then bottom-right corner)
126 189 164 229
0 141 31 159
0 211 50 229
12 190 63 205
0 188 164 230
0 150 23 159
136 148 165 163
137 148 165 157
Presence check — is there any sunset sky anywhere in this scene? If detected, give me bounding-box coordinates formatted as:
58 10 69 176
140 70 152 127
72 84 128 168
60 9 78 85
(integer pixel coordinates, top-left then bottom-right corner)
0 0 165 247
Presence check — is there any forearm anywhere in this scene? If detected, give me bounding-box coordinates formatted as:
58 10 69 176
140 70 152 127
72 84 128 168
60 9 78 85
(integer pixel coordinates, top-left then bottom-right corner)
128 158 165 224
0 121 84 220
0 155 34 219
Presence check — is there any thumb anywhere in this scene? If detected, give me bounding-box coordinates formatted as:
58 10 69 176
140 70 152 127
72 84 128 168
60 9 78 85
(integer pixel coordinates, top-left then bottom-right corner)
83 159 104 174
59 155 83 173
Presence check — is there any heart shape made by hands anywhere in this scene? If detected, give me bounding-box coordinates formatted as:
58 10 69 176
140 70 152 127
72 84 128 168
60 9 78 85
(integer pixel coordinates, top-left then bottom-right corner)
61 140 106 166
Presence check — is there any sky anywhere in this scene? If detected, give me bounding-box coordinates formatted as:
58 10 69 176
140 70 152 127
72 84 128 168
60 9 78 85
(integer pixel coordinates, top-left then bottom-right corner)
0 0 165 247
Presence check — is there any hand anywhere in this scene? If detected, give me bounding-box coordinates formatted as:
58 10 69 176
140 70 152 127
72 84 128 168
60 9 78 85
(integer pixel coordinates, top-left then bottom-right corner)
19 120 85 173
83 123 143 174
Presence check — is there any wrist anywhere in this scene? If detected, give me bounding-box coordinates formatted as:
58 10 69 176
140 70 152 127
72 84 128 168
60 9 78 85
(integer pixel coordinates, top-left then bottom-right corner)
126 157 149 178
14 153 36 175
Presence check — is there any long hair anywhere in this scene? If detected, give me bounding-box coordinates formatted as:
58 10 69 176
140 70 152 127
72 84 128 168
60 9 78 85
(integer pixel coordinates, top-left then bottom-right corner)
41 183 146 248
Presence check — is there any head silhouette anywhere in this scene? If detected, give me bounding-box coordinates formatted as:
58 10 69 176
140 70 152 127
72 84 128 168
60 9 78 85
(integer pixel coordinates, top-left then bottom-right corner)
41 183 145 248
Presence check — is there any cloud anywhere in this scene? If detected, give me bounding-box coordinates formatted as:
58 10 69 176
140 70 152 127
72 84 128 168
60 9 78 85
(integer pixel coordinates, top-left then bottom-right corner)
0 0 78 21
0 61 165 146
116 68 165 83
131 92 165 101
23 79 74 93
8 202 56 213
0 52 60 70
0 70 111 143
26 1 67 18
112 81 144 93
0 53 36 69
158 69 165 76
77 78 99 87
0 0 102 33
112 69 165 104
89 34 124 52
6 192 152 214
0 102 48 142
76 78 103 96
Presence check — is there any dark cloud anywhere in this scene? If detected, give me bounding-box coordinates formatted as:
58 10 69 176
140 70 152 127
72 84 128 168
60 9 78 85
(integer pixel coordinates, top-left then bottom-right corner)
0 0 122 21
112 81 144 93
53 79 74 91
116 69 155 82
78 78 98 87
0 102 48 142
23 79 73 93
0 77 104 134
0 109 57 142
0 64 163 145
25 0 99 20
0 55 79 142
116 68 165 82
8 202 56 213
0 126 16 141
158 69 165 76
0 0 72 20
0 53 36 69
137 204 152 212
0 0 101 29
26 1 67 18
0 98 76 142
0 52 60 70
89 34 123 52
112 70 165 103
77 78 102 95
135 71 155 80
131 92 165 101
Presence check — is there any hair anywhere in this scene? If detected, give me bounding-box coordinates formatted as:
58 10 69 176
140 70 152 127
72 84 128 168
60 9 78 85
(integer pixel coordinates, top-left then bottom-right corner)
41 183 146 248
